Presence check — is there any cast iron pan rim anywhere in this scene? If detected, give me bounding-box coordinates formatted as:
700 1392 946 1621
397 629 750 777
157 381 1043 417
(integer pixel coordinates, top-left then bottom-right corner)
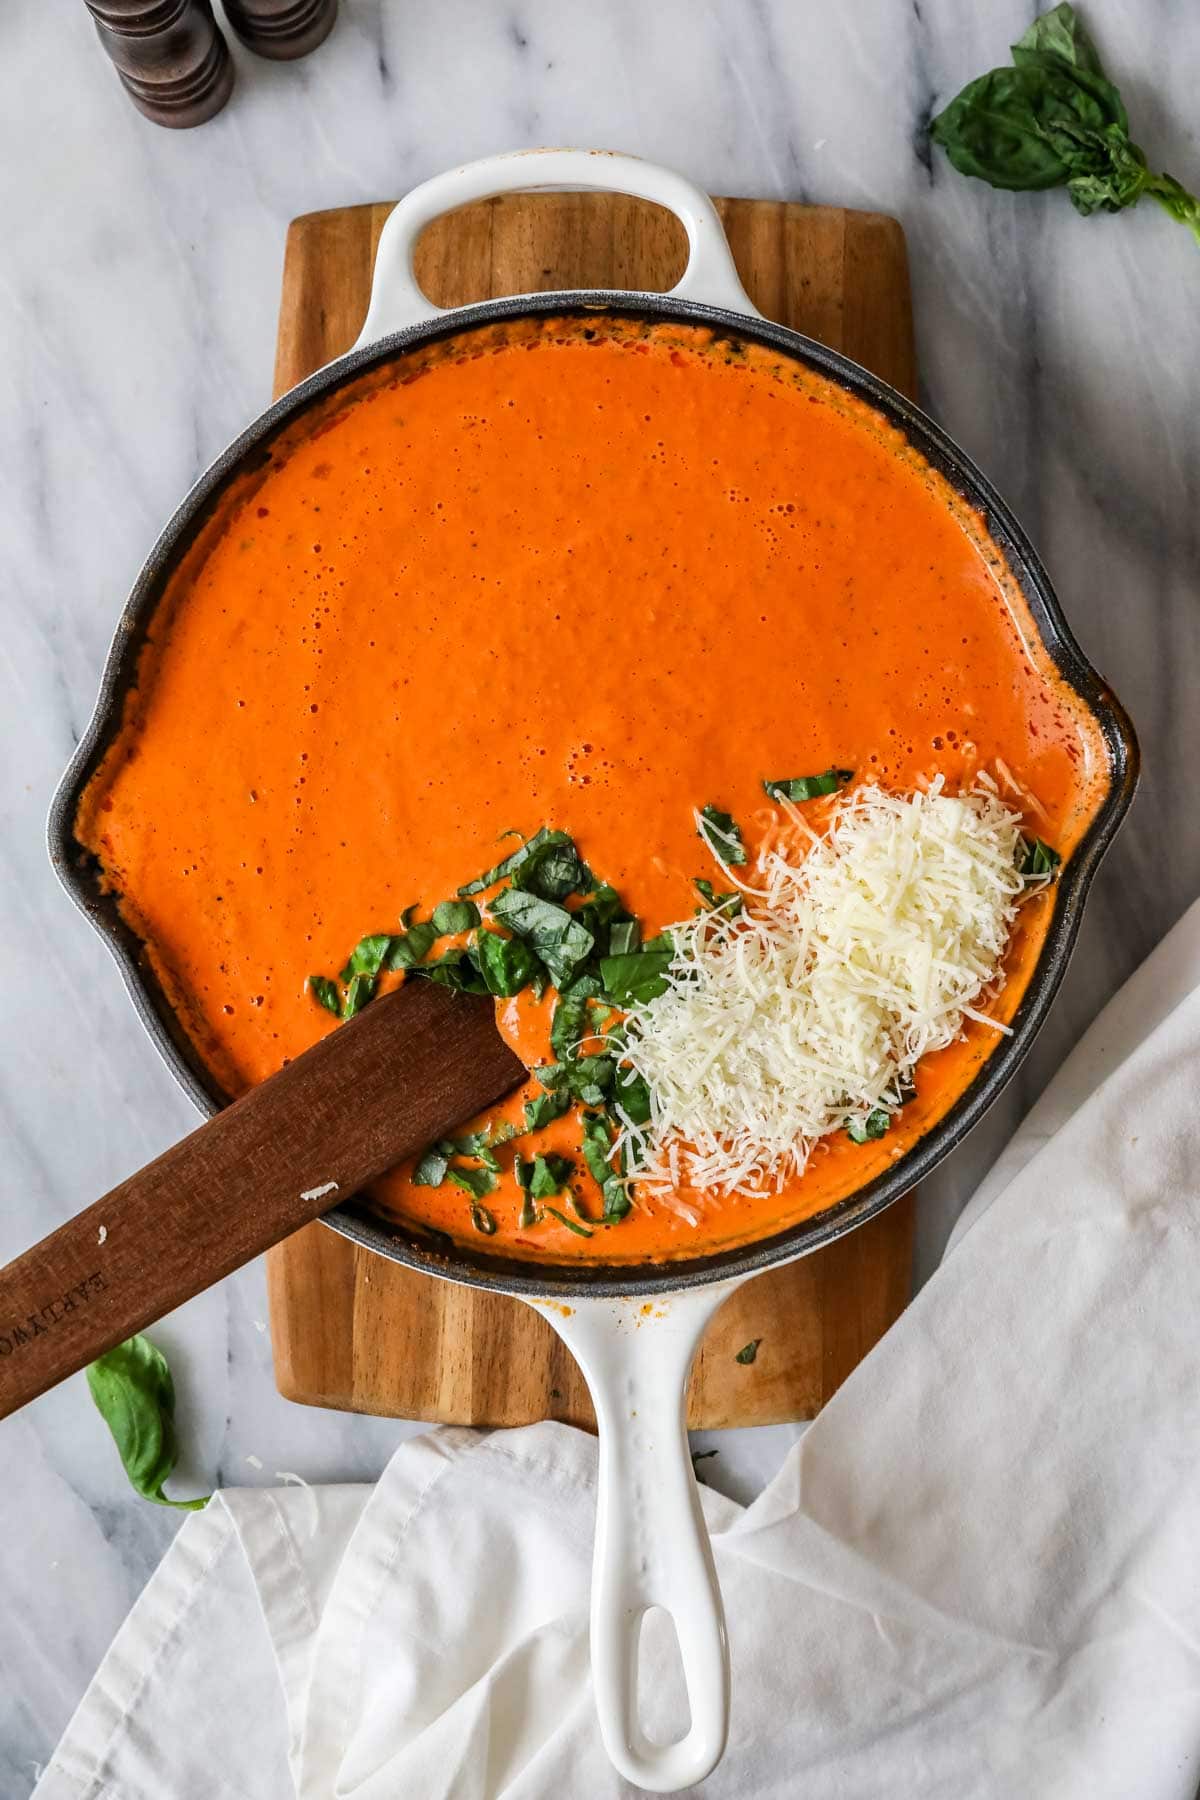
48 289 1139 1300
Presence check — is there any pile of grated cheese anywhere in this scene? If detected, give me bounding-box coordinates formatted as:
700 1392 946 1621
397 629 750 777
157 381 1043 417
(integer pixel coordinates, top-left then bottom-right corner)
614 777 1033 1211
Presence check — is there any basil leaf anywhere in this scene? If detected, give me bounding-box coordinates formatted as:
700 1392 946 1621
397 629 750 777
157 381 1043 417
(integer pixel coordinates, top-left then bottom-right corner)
543 1205 593 1239
930 5 1200 246
600 948 674 1007
446 1164 498 1201
694 878 742 917
575 884 625 941
86 1336 208 1511
514 1157 539 1229
308 975 342 1017
339 932 393 981
439 1130 502 1173
529 1153 573 1200
550 976 603 1060
698 803 747 865
846 1108 890 1144
1013 1 1104 75
763 768 853 802
565 1055 615 1100
490 889 594 987
513 834 590 902
524 1089 573 1132
1021 837 1062 880
734 1338 762 1365
581 1113 613 1188
385 920 439 970
577 1114 629 1219
342 972 376 1018
457 826 561 898
412 1147 450 1186
431 899 480 935
419 947 489 995
474 927 540 997
469 1203 498 1235
608 918 641 956
614 1068 652 1126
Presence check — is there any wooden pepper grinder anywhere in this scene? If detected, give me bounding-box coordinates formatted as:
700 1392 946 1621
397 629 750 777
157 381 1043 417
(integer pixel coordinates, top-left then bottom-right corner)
222 0 338 60
84 0 234 128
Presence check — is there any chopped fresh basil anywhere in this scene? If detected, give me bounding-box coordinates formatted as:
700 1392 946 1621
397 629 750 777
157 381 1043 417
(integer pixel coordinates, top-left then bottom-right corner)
420 946 489 995
446 1164 499 1201
431 899 481 935
566 1055 615 1101
469 1203 498 1235
457 826 561 898
698 803 747 865
474 927 540 997
580 1113 632 1221
846 1108 891 1144
614 1068 652 1126
608 918 641 956
342 972 376 1018
308 975 341 1017
529 1153 574 1199
439 1130 502 1172
489 888 594 987
694 877 743 916
515 1158 539 1230
575 884 624 941
1021 837 1062 880
763 768 853 803
339 932 394 981
385 920 440 970
550 973 602 1059
513 834 590 902
600 948 674 1007
543 1205 593 1239
735 1339 762 1365
412 1146 450 1186
523 1089 573 1132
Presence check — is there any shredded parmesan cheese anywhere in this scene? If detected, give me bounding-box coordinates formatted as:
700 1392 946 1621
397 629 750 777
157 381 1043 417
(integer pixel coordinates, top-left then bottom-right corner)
618 778 1030 1202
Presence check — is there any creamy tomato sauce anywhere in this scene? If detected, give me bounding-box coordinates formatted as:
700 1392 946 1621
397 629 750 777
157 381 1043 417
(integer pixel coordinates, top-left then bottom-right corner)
77 316 1109 1263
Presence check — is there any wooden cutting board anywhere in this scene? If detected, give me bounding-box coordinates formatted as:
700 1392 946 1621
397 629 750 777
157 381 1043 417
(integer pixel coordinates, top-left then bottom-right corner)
267 191 917 1428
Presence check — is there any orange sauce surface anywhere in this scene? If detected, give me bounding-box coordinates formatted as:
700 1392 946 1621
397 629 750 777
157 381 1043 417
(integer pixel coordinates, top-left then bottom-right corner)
77 316 1109 1263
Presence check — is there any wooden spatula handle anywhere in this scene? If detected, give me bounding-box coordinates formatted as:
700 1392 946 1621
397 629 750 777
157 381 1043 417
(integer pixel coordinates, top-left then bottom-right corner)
0 982 525 1419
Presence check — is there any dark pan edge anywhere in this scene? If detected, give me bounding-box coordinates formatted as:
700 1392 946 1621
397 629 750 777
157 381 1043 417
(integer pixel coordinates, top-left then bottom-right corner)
48 289 1140 1297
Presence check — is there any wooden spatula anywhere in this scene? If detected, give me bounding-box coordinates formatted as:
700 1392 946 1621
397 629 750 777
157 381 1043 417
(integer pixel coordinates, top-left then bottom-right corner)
0 981 526 1420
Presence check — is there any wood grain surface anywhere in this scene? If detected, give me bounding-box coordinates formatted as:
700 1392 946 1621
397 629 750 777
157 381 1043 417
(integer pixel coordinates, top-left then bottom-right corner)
267 191 917 1428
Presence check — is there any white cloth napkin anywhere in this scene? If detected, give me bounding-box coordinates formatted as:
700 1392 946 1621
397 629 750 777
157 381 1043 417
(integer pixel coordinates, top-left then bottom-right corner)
35 897 1200 1800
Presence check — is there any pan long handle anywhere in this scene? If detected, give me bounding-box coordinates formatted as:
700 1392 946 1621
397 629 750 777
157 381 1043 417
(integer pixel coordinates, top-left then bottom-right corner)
531 1281 744 1793
352 147 761 348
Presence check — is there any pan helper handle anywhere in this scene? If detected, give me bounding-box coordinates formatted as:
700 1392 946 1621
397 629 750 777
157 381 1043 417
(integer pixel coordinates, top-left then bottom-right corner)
529 1281 743 1792
353 147 760 347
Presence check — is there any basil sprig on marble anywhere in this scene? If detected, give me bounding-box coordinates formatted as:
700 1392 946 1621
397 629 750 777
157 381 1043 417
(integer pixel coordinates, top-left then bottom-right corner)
87 1335 209 1511
931 4 1200 247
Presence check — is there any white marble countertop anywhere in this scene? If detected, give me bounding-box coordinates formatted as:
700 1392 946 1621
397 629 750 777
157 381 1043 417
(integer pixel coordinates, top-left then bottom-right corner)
2 0 1198 1784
